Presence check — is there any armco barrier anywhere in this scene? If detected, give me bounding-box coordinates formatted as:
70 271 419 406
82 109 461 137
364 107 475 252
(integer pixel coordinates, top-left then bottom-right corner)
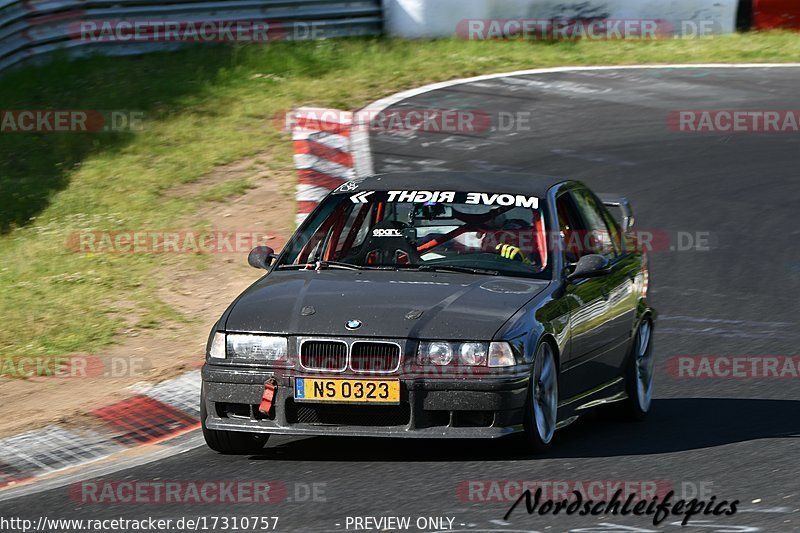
0 0 382 74
753 0 800 29
4 0 798 76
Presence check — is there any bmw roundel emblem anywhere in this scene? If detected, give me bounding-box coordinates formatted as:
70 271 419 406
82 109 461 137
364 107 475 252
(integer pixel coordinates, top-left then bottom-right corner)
345 319 362 330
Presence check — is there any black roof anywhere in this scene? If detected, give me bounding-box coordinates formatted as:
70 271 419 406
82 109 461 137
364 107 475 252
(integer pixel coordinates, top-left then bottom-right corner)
344 172 566 197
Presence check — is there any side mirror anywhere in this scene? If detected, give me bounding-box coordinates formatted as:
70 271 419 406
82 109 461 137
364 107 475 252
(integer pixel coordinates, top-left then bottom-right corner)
597 193 635 232
248 246 276 270
566 254 610 282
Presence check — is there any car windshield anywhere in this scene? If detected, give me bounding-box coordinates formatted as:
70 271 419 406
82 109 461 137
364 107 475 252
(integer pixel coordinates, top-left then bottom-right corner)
277 187 551 279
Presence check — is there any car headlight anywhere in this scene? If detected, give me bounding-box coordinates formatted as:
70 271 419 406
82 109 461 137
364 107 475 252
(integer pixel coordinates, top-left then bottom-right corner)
458 342 488 366
418 341 511 367
488 341 516 367
418 341 453 365
226 334 288 361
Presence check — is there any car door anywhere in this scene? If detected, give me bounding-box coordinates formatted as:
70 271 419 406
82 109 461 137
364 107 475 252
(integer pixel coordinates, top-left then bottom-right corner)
592 191 641 350
570 186 638 383
555 189 614 399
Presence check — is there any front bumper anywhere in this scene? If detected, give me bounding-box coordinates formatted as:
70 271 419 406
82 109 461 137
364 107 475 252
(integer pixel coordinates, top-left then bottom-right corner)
202 364 530 438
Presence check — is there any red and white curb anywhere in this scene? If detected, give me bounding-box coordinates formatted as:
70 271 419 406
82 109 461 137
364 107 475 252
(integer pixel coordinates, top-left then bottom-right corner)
0 369 200 490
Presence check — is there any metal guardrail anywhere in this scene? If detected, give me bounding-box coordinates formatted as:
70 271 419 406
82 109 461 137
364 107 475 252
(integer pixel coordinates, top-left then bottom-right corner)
0 0 383 73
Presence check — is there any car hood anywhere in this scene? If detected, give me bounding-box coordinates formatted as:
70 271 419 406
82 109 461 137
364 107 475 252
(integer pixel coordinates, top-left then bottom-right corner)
224 270 550 340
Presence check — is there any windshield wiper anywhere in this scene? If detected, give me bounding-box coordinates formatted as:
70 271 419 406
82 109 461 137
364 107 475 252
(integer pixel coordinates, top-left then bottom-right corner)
278 262 498 275
277 261 364 271
415 265 500 276
278 261 402 271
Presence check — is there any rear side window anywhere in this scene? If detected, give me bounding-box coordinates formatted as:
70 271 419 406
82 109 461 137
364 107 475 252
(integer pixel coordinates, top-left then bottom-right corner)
597 199 625 255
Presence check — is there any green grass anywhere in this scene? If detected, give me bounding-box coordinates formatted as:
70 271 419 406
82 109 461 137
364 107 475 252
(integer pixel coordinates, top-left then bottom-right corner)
197 177 255 202
2 33 800 362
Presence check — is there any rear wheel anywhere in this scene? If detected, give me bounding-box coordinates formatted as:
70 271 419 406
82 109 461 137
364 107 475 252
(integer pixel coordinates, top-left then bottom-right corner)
617 318 654 421
522 342 559 453
200 385 269 454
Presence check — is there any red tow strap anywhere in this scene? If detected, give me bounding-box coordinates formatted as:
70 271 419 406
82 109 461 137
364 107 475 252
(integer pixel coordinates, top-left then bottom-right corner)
259 381 276 414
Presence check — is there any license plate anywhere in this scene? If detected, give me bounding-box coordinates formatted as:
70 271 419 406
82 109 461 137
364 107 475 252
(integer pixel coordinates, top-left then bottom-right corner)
294 377 400 404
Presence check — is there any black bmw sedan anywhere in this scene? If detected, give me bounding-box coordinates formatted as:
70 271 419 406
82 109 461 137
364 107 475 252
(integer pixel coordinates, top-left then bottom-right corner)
201 172 654 454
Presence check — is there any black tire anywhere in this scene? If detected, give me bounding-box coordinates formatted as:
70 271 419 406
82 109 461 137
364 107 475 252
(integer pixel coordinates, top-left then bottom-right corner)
521 341 559 454
615 318 654 422
200 385 270 455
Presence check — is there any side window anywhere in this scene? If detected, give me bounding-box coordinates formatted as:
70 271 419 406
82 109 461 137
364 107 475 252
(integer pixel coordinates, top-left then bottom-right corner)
571 188 618 259
555 192 584 263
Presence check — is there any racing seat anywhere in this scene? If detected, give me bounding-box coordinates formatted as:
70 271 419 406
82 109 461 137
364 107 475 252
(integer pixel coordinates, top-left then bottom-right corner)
352 220 422 266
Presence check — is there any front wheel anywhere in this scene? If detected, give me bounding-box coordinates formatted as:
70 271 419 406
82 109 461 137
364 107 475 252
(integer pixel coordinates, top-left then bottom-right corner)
200 385 270 454
522 342 559 453
617 318 655 421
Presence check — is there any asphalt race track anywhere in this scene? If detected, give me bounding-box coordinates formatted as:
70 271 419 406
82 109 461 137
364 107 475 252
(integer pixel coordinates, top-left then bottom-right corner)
2 67 799 532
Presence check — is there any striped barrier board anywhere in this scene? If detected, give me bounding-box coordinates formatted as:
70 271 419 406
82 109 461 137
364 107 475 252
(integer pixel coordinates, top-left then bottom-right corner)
290 107 357 226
